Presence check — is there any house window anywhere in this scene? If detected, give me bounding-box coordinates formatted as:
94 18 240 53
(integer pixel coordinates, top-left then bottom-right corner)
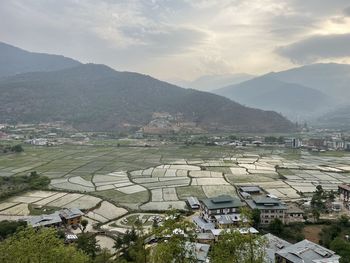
217 209 220 214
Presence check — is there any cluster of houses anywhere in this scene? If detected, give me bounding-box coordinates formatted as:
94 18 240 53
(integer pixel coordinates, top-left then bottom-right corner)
185 185 342 262
27 207 84 228
26 207 84 242
285 136 350 151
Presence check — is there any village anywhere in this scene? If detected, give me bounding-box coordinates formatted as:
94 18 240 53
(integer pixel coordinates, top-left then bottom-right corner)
1 132 350 261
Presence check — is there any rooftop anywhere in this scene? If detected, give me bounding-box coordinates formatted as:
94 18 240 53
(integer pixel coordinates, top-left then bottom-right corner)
185 242 210 262
201 195 244 210
339 184 350 191
214 213 242 225
59 208 84 220
276 239 340 263
264 233 292 263
246 196 287 210
27 211 62 228
239 186 262 193
192 216 215 231
187 196 200 207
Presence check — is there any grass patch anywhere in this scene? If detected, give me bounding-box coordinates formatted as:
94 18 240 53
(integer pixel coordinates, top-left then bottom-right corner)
93 190 149 204
206 167 232 174
28 204 60 215
176 186 206 200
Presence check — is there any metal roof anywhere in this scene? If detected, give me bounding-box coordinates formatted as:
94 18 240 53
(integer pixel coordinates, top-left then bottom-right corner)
214 213 242 225
27 211 62 228
192 216 215 231
246 197 287 210
239 186 262 193
59 208 84 219
201 195 244 210
275 239 340 263
264 233 292 263
187 196 200 208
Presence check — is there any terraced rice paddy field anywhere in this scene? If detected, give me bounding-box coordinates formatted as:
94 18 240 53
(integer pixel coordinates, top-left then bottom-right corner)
1 144 350 214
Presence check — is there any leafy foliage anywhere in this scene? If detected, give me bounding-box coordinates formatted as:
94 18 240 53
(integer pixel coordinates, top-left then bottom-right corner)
76 233 101 258
0 227 89 263
0 171 50 200
0 220 27 240
210 230 267 263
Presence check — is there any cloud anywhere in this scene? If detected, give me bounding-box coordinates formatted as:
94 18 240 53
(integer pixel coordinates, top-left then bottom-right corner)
344 6 350 16
276 33 350 63
1 0 350 80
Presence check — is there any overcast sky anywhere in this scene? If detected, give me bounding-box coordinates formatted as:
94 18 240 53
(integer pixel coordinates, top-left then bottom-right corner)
1 0 350 80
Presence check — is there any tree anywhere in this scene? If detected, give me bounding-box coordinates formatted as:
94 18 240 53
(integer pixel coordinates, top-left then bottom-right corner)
93 248 114 263
268 219 284 235
312 209 320 223
81 219 88 233
114 226 149 263
210 230 266 263
11 144 23 153
330 238 350 263
150 209 196 263
251 209 261 228
0 227 89 263
76 233 100 258
0 220 27 240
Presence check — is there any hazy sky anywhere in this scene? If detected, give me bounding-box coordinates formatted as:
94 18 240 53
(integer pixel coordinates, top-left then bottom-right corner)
1 0 350 80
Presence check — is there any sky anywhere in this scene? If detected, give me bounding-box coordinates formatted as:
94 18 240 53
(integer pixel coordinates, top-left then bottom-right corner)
1 0 350 81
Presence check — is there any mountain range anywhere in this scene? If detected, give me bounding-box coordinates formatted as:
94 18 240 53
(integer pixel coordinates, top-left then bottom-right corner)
213 63 350 124
170 73 254 92
0 42 293 133
0 42 81 78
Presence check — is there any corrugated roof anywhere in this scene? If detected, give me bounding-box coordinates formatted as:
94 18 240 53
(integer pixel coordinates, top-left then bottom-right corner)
27 211 62 227
192 216 215 231
59 208 84 219
276 239 340 263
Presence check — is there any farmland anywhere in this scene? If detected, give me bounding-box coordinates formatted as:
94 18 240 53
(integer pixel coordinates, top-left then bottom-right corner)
0 143 350 215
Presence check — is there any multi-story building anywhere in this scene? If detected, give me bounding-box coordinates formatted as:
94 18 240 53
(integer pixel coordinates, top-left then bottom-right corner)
59 208 84 226
285 204 304 224
246 196 287 225
199 195 244 223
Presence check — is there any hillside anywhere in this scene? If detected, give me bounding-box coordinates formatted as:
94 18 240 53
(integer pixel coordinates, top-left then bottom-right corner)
213 76 333 121
317 105 350 129
0 64 293 132
0 42 81 78
171 73 254 92
267 63 350 101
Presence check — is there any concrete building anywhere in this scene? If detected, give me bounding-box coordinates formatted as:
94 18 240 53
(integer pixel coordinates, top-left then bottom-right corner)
285 204 304 224
285 138 302 149
275 239 340 263
246 196 287 225
200 195 244 223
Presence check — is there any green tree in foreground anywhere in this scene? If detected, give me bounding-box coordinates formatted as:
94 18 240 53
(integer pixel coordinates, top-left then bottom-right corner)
330 238 350 263
0 227 89 263
76 233 100 259
210 230 267 263
0 220 27 240
268 218 284 235
151 208 196 263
